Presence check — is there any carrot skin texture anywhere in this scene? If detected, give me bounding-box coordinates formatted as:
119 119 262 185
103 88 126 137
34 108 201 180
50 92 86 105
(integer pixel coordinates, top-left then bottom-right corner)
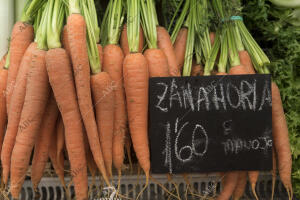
46 48 88 199
239 50 255 74
210 32 216 46
121 24 144 55
56 115 65 171
1 43 36 185
217 171 239 200
10 48 50 198
123 53 150 176
0 68 8 156
49 118 65 187
31 93 59 189
67 14 109 185
191 64 203 76
144 49 170 77
7 22 34 111
97 44 103 66
232 171 248 200
102 44 127 171
62 25 71 57
272 82 293 195
157 26 180 76
91 72 115 177
174 27 187 71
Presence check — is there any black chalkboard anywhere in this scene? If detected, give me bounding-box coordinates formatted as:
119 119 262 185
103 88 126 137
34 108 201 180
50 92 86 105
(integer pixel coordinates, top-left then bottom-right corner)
148 74 272 174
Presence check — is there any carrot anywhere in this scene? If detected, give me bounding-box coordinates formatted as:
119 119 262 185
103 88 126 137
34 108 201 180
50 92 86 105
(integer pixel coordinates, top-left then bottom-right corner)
56 115 65 172
102 44 126 172
191 64 203 76
55 115 64 169
83 129 97 177
123 52 150 179
1 42 36 185
217 171 239 200
272 82 293 199
67 13 109 185
173 27 187 71
239 50 255 74
144 49 170 77
91 72 115 178
48 118 66 193
232 171 247 200
0 65 8 157
157 26 180 77
62 25 71 57
6 22 34 111
10 47 50 198
210 32 216 46
97 44 103 66
31 93 59 190
272 148 277 200
46 48 88 199
248 171 259 200
0 54 7 66
120 24 144 56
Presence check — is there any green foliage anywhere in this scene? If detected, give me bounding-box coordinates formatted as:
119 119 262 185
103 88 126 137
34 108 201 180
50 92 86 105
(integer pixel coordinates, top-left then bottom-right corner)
242 0 300 197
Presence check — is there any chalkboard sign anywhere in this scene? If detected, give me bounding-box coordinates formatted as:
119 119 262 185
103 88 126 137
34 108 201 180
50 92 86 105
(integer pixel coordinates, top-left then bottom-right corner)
149 74 272 174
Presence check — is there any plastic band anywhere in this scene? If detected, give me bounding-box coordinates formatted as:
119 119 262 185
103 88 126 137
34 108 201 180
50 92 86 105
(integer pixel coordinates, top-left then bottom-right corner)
221 16 243 22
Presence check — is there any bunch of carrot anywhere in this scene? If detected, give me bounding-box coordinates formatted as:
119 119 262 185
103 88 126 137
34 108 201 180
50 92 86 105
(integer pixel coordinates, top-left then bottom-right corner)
0 0 293 199
167 0 292 199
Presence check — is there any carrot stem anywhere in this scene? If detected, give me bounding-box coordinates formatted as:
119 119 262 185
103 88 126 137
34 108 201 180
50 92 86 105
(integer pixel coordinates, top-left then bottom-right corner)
69 0 80 14
204 30 221 75
141 0 157 49
170 0 190 44
81 0 101 74
127 0 140 53
47 0 65 49
36 1 50 50
182 0 196 76
107 0 124 45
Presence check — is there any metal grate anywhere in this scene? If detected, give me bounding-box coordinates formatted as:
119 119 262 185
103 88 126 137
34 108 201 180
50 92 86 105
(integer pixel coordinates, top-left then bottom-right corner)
7 173 288 200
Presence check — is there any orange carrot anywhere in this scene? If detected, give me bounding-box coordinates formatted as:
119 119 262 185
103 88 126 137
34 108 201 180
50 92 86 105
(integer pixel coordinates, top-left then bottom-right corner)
0 64 8 157
56 115 65 172
10 47 50 198
67 14 109 185
272 148 277 200
123 53 150 179
272 82 293 198
62 25 71 57
157 26 180 76
232 172 247 200
217 171 239 200
248 171 259 200
238 50 255 74
83 128 97 177
6 22 34 111
144 48 170 77
31 93 59 189
91 72 115 178
121 24 144 56
191 64 203 76
1 42 36 185
46 47 88 199
210 32 216 46
48 118 66 190
102 44 127 172
173 27 187 71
